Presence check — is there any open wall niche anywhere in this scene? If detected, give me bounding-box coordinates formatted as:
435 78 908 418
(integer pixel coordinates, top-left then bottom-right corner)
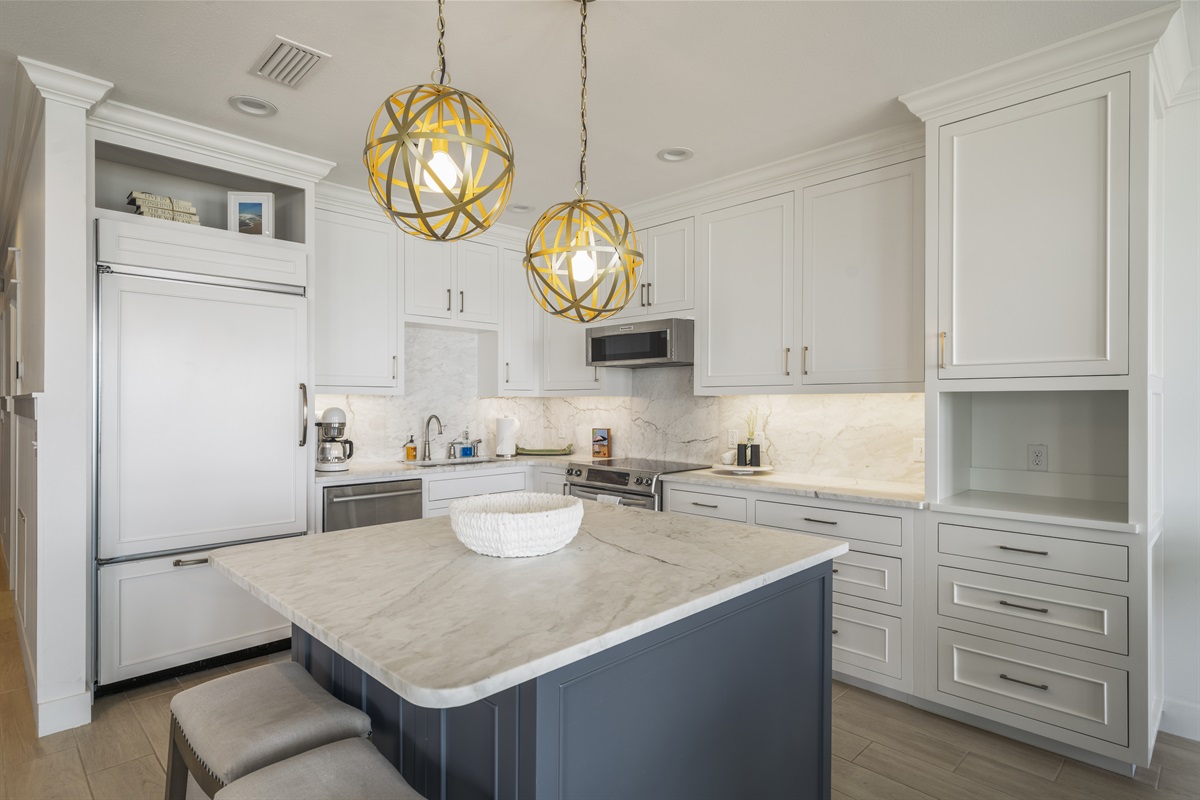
93 141 307 244
936 390 1130 527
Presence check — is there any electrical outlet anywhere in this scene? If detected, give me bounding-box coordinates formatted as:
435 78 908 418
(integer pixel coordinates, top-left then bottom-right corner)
728 429 738 448
1027 444 1048 472
912 438 925 463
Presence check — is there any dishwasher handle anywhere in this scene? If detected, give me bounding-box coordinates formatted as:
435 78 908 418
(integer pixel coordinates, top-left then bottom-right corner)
328 488 421 503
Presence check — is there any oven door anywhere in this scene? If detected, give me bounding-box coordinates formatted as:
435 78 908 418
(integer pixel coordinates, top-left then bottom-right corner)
568 483 658 511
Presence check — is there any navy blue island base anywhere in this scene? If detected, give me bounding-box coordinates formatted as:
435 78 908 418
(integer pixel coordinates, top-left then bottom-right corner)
292 560 834 800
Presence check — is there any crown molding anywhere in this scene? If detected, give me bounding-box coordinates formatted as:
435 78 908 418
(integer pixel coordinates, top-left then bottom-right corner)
625 122 923 224
1154 7 1200 107
89 101 335 184
901 3 1180 122
17 57 112 110
316 181 528 246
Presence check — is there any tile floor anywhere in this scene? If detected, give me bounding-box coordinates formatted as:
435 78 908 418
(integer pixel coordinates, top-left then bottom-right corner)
1 551 1196 799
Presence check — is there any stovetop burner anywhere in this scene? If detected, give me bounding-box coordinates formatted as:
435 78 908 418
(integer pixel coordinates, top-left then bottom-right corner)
588 458 710 474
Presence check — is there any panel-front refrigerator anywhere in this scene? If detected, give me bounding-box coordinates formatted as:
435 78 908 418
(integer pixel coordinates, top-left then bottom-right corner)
96 267 307 686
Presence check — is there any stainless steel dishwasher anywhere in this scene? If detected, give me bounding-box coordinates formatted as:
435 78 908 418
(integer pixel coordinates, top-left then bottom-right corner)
322 479 422 532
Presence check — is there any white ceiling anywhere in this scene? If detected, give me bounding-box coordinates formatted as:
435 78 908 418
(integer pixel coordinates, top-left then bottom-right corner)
0 1 1176 224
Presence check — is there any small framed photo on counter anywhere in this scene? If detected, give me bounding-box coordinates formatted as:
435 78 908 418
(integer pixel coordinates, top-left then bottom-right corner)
592 428 611 459
227 192 274 238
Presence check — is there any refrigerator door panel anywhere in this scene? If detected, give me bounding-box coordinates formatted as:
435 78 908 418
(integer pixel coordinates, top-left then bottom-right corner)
98 551 289 685
99 273 307 558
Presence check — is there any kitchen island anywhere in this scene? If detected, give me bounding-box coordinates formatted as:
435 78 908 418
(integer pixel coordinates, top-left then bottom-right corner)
210 500 847 799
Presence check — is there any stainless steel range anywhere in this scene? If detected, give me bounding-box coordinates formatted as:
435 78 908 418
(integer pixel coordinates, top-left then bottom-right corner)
564 458 709 510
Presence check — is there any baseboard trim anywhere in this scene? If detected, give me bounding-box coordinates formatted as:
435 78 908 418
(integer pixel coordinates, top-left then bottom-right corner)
36 690 92 737
1160 697 1200 741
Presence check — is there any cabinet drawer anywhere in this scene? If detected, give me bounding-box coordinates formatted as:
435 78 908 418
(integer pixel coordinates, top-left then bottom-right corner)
427 472 526 503
755 501 901 546
832 604 902 679
937 629 1128 745
939 523 1127 581
938 567 1128 654
667 488 747 523
834 551 902 606
98 550 289 685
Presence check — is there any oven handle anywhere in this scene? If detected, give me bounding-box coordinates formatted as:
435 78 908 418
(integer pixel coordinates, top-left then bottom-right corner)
568 484 656 510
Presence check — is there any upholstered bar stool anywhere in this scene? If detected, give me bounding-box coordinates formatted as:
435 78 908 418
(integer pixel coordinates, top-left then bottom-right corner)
165 661 373 800
214 738 422 800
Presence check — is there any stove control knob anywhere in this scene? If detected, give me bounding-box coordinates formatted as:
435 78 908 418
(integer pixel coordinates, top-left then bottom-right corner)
634 476 644 485
572 468 583 477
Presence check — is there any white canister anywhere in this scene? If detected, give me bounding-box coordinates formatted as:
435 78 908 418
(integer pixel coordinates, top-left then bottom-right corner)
495 416 520 457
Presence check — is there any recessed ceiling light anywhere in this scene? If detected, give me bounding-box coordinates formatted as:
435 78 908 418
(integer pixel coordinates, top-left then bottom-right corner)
657 147 694 163
508 203 534 213
228 95 278 117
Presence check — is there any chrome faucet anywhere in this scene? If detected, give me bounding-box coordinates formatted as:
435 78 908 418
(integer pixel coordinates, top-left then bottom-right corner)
422 414 443 461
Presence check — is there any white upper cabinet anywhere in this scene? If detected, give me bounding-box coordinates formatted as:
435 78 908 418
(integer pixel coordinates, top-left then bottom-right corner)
404 237 500 327
936 75 1129 379
541 313 632 396
485 249 539 395
696 193 796 392
801 160 924 386
314 209 401 392
404 237 456 320
618 217 695 318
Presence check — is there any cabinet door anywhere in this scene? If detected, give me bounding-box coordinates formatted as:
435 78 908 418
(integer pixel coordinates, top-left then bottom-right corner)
499 249 538 393
937 75 1129 379
697 194 795 389
542 313 601 391
98 552 288 684
404 237 454 320
456 241 500 325
314 210 400 390
802 161 923 385
98 273 308 558
641 217 694 314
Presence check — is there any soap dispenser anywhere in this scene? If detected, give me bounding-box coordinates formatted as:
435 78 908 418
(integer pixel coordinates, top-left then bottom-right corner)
404 435 417 461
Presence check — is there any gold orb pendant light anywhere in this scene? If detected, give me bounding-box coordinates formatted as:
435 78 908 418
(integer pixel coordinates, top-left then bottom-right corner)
524 0 642 323
364 0 514 241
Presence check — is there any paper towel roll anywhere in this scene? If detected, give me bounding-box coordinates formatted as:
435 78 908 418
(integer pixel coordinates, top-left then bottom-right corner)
495 416 520 457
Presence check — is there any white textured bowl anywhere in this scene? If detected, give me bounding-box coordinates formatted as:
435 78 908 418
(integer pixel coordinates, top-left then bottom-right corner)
449 492 584 558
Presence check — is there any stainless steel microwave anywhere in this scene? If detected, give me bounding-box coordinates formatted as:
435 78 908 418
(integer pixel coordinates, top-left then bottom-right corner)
585 318 694 368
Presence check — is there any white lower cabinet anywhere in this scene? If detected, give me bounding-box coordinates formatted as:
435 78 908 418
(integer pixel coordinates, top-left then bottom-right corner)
423 469 527 517
936 629 1129 746
833 603 903 680
98 550 288 685
531 467 567 495
663 480 916 692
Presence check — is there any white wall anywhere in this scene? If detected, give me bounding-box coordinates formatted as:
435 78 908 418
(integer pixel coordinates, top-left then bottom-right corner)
1161 93 1200 740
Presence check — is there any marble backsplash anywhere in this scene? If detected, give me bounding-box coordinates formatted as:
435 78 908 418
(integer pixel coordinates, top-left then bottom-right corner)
318 326 924 484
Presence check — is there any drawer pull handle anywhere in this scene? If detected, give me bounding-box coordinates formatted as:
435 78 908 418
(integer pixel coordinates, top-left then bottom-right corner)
804 517 838 525
999 673 1048 691
691 502 719 509
832 629 838 635
998 545 1049 556
999 599 1049 614
831 568 839 574
172 557 208 567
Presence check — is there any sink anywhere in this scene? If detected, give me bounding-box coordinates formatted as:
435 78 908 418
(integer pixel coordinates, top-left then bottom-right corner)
410 457 496 467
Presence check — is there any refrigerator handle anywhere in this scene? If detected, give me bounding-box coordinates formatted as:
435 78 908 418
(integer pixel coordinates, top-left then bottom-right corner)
299 383 308 447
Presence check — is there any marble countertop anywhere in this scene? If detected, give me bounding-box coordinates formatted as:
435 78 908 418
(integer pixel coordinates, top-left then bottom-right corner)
210 502 846 708
661 469 926 508
313 455 577 485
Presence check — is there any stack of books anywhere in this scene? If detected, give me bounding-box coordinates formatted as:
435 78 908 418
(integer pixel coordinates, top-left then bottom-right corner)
126 191 200 224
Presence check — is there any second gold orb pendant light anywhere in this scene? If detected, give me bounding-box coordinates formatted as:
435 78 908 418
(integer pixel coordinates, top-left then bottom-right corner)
524 0 643 323
363 0 515 241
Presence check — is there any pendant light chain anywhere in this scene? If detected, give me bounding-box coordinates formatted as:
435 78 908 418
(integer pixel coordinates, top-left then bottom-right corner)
578 0 589 198
435 0 448 84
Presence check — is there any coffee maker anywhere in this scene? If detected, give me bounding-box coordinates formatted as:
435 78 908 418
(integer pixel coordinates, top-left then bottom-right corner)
315 407 354 472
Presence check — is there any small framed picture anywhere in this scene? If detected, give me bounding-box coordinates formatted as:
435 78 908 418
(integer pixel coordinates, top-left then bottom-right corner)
592 428 611 459
227 192 274 238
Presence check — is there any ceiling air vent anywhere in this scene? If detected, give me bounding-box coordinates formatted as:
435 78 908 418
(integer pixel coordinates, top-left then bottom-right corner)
251 36 330 88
